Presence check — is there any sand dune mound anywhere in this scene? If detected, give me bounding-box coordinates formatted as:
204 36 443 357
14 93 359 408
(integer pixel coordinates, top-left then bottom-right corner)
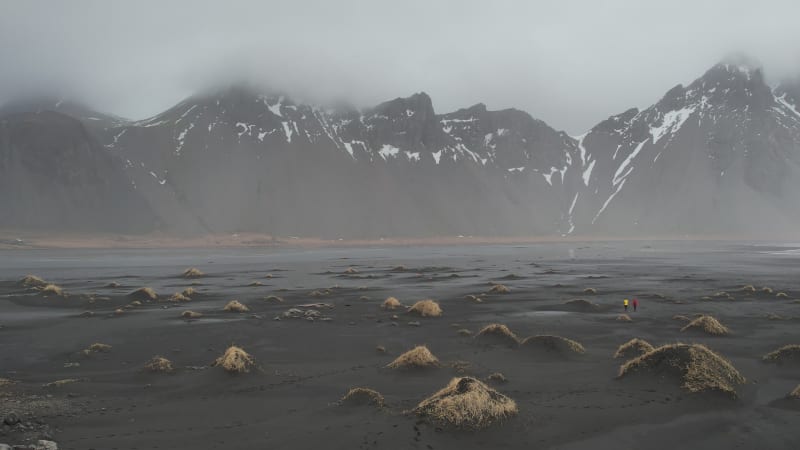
385 345 440 370
681 315 729 336
762 345 800 365
167 292 191 302
789 385 800 399
618 343 745 396
486 372 507 383
129 287 158 301
213 346 255 373
519 335 586 356
475 324 519 347
563 299 599 311
82 343 112 356
414 377 517 429
340 387 385 407
181 310 202 319
344 267 359 274
487 284 510 294
264 295 284 303
19 274 47 288
144 356 174 373
407 300 442 317
617 314 632 322
182 267 204 278
223 300 249 312
583 288 597 294
614 338 654 359
40 284 65 297
382 297 403 310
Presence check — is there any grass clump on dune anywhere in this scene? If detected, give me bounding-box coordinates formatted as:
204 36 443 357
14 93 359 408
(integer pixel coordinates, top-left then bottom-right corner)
618 343 745 396
82 343 112 356
488 284 510 294
740 285 756 293
213 346 255 373
223 300 249 312
762 344 800 364
617 314 632 322
407 299 442 317
475 324 519 347
614 338 654 359
181 310 202 319
776 292 789 298
519 335 586 355
20 274 48 288
129 287 158 301
382 297 403 310
182 267 204 278
789 385 800 399
340 387 385 407
264 295 284 303
672 315 691 322
344 267 359 274
457 328 473 337
762 286 774 294
680 315 729 336
144 356 174 373
564 299 599 311
43 378 81 387
414 377 517 429
0 378 15 387
486 372 507 383
385 345 440 370
583 287 597 294
40 284 65 296
168 292 191 302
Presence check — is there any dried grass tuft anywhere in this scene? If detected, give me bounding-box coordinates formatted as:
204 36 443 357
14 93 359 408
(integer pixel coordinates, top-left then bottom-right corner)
407 299 442 317
212 346 255 373
223 300 249 313
475 324 519 346
340 387 385 407
385 345 440 370
681 315 729 336
144 356 174 373
413 377 517 429
613 338 654 359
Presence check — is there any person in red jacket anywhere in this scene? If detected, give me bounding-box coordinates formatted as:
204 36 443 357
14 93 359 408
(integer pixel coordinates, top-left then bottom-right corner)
632 298 639 312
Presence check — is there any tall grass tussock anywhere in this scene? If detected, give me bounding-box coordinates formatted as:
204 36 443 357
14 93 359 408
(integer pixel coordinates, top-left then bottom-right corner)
414 377 517 429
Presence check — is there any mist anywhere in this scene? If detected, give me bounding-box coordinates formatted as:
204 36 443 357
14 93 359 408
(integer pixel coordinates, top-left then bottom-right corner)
1 0 800 133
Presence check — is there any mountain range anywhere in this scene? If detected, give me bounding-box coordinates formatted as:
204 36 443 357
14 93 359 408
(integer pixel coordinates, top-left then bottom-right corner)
2 57 800 238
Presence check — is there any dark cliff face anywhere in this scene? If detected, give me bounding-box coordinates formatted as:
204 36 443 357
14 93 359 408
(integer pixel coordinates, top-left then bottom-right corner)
0 111 156 232
3 57 800 238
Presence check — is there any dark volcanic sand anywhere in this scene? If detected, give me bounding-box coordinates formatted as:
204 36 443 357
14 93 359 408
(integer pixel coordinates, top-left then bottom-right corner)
1 241 799 449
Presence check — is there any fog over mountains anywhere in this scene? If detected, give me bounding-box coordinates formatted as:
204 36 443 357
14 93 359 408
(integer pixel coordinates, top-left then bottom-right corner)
2 57 800 238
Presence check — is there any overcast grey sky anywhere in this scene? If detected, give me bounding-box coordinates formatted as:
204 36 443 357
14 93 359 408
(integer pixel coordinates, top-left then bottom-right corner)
1 0 800 133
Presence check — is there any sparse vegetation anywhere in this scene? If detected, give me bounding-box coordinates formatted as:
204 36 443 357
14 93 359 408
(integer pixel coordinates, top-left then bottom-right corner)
129 287 158 301
762 344 800 364
181 287 197 297
464 294 483 303
614 338 654 359
407 299 442 317
740 285 756 293
475 324 519 346
762 286 774 294
789 385 800 399
82 343 112 356
344 267 359 274
486 372 507 383
382 297 403 309
584 287 597 294
0 378 15 387
43 379 81 387
167 292 191 302
618 343 746 396
182 267 204 278
340 387 385 407
144 356 174 373
213 346 255 373
617 314 632 322
414 377 517 429
223 300 250 312
519 335 586 355
264 295 284 303
181 310 203 319
681 315 729 336
40 284 65 296
457 328 473 337
19 274 47 288
488 284 510 294
385 345 440 369
672 315 691 321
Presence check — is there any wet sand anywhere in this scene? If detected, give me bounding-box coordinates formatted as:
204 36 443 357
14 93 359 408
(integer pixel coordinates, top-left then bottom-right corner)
1 241 799 449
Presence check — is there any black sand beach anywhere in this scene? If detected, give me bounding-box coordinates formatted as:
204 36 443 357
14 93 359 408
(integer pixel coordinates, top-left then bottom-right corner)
1 241 799 449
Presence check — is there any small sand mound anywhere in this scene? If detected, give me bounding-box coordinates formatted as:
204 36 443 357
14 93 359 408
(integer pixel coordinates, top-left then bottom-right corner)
0 378 15 387
19 274 48 288
414 377 517 429
181 287 197 297
213 346 255 373
618 343 746 396
740 285 756 293
486 372 507 383
762 286 774 294
248 281 264 287
375 345 386 353
340 387 385 407
43 379 81 387
614 338 654 359
672 315 691 322
105 281 121 288
40 284 65 296
182 267 204 278
264 295 284 303
181 310 202 319
762 344 800 364
82 343 112 356
144 356 174 373
519 335 586 355
789 385 800 399
464 294 483 303
776 292 789 298
617 314 632 322
681 315 729 336
488 284 510 294
457 329 473 337
407 299 442 317
223 300 250 312
129 287 158 301
584 287 597 294
385 345 440 369
475 324 519 347
391 265 407 272
563 299 599 311
344 267 359 274
382 297 403 310
167 292 191 302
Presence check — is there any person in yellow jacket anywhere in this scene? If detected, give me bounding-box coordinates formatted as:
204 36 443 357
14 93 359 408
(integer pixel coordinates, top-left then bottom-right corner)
623 298 629 312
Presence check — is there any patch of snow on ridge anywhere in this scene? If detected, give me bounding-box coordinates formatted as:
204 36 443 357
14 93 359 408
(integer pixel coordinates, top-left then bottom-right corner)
650 106 695 144
592 179 627 224
613 140 646 186
379 144 400 159
405 151 420 161
282 122 293 143
343 142 355 158
777 94 800 118
582 159 595 186
508 166 525 173
267 97 283 117
542 167 559 186
432 150 442 164
574 133 588 165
